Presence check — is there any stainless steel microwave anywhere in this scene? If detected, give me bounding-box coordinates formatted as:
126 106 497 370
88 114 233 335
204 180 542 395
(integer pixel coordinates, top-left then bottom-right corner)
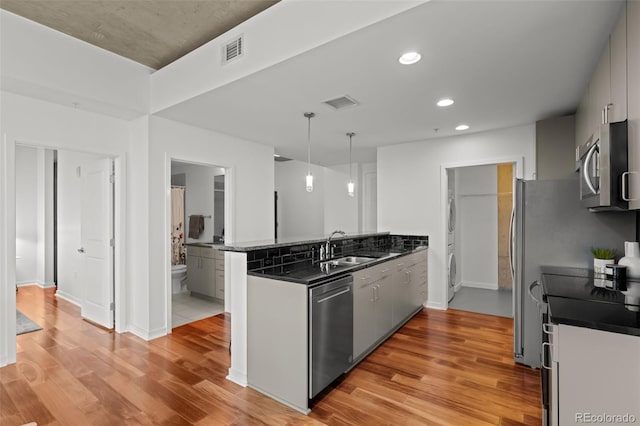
577 120 628 211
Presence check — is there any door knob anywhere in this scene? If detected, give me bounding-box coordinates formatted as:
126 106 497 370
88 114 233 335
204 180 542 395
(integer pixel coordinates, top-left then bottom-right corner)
77 248 85 253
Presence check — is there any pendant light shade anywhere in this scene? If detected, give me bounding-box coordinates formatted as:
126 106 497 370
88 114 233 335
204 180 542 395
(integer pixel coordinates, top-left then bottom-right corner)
304 112 315 192
347 132 355 197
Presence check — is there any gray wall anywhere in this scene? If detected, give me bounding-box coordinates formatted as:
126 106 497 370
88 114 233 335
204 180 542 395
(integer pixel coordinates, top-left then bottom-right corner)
536 115 576 180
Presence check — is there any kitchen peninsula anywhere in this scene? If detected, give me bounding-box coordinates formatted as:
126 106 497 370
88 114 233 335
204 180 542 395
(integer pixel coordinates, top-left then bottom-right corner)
218 232 428 413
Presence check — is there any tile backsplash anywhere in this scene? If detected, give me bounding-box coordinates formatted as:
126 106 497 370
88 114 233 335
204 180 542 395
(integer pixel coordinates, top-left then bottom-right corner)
246 234 428 272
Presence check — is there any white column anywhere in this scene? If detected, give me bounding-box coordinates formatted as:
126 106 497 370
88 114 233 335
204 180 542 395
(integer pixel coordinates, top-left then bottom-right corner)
226 251 248 386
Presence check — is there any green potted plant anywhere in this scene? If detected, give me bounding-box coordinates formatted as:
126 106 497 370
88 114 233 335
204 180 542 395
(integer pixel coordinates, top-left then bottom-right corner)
591 247 616 274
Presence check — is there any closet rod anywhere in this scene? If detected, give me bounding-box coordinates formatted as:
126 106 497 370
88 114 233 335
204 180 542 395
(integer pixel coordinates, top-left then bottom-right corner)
189 214 212 219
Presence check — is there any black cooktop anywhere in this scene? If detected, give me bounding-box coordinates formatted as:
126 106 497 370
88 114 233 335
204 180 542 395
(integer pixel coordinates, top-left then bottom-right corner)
541 267 640 336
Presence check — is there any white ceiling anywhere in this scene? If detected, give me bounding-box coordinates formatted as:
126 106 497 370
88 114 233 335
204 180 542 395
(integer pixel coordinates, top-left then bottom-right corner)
156 0 624 166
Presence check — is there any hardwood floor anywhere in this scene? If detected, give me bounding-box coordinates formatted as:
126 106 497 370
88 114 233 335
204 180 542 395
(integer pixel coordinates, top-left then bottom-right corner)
2 286 541 425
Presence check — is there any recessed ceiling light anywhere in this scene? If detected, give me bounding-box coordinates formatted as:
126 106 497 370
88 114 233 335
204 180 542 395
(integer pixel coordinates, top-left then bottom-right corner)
398 52 421 65
437 98 454 107
273 154 281 157
456 124 470 131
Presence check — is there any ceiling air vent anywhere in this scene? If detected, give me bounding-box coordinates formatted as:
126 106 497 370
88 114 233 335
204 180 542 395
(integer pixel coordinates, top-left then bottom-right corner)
323 95 359 110
222 35 244 64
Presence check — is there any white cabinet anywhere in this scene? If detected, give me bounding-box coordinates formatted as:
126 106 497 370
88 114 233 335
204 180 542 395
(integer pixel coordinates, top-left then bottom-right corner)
353 263 393 360
354 249 428 361
553 325 640 425
392 249 428 325
575 5 627 148
186 245 222 299
627 0 640 209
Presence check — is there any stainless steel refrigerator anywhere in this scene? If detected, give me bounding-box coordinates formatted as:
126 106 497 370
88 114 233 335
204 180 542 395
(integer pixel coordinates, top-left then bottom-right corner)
511 177 636 368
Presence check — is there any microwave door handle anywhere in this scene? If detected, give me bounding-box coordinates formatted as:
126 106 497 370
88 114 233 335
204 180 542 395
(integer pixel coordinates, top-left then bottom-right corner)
622 171 639 201
582 143 599 195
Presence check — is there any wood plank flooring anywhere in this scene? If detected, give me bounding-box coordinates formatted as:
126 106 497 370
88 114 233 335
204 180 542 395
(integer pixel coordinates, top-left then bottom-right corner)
2 286 541 425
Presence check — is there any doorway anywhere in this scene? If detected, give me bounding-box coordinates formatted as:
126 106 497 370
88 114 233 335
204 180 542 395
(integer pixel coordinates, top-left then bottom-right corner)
443 158 522 317
169 160 228 328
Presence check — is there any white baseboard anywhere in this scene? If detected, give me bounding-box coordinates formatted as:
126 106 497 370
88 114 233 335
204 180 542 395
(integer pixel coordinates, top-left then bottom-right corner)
127 324 168 341
16 281 56 289
227 368 248 387
462 281 499 290
426 300 446 310
55 290 81 307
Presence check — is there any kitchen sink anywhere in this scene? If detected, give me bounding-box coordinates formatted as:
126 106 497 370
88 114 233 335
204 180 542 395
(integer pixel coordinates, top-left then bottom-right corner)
323 256 376 268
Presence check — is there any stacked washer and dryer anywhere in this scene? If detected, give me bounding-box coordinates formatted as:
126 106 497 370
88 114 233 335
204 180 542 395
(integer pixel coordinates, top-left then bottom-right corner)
447 170 457 302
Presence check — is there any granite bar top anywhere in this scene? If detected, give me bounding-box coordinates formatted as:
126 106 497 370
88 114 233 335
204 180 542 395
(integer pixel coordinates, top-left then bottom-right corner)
541 266 640 336
215 232 390 252
248 247 425 286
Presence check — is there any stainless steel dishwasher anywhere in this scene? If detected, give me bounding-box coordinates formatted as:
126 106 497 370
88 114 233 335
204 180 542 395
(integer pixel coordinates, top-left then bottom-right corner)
309 274 353 398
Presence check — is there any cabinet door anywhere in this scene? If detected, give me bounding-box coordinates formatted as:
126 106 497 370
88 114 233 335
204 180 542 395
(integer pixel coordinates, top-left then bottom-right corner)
575 89 590 149
186 255 201 292
590 44 611 132
557 325 640 424
610 5 627 123
391 262 412 325
353 270 377 359
200 257 216 297
628 0 640 209
374 273 394 342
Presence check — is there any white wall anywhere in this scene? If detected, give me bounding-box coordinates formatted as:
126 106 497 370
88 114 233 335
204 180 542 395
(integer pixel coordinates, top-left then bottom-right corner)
378 124 535 309
0 10 151 120
1 91 133 365
36 149 54 287
457 164 498 290
275 160 325 239
274 160 365 239
56 150 106 305
148 116 275 335
15 145 38 284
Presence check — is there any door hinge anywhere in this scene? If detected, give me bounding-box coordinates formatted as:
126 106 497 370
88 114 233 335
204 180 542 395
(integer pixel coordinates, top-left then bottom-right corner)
110 238 115 247
109 173 115 184
110 302 115 311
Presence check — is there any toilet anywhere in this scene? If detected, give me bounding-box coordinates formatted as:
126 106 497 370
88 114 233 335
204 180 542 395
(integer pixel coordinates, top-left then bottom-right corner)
171 264 187 294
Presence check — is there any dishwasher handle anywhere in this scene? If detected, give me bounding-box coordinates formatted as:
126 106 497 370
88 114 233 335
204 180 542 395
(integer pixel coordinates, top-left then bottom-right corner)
316 287 351 304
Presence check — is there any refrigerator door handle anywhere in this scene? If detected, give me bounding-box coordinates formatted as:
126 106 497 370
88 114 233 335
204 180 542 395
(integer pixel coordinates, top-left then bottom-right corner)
508 207 515 281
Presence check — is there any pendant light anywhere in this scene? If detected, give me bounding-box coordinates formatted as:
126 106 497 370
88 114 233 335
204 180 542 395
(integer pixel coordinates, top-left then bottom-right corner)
304 112 315 192
347 132 355 197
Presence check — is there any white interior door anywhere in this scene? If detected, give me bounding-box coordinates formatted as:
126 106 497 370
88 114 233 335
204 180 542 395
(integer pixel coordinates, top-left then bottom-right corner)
79 158 114 329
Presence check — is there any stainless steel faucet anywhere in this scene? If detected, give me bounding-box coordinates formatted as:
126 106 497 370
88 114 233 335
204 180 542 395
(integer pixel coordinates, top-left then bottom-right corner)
322 230 346 261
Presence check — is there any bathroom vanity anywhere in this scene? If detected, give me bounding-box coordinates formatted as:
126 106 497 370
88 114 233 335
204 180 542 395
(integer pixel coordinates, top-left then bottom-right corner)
185 244 225 300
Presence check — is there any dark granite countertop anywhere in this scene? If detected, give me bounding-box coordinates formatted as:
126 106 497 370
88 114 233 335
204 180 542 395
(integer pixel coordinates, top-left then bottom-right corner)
541 266 640 337
248 247 425 286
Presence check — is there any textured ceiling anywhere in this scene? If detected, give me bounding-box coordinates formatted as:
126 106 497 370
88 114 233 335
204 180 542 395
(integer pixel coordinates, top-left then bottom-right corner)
0 0 280 69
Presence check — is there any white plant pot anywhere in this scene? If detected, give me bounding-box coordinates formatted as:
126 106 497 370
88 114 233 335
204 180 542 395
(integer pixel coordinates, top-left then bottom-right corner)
593 258 614 275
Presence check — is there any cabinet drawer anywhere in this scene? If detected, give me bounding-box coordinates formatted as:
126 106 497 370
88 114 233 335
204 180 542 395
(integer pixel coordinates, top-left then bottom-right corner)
215 259 225 271
216 286 225 299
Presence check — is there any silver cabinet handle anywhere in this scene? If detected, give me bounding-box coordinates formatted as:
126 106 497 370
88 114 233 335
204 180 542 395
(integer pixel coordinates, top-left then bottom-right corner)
405 271 411 285
77 248 85 253
543 323 553 335
622 171 639 201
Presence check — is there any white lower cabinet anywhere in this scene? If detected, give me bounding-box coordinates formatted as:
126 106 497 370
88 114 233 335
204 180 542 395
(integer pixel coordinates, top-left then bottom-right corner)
553 324 640 425
186 245 224 299
354 249 428 361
